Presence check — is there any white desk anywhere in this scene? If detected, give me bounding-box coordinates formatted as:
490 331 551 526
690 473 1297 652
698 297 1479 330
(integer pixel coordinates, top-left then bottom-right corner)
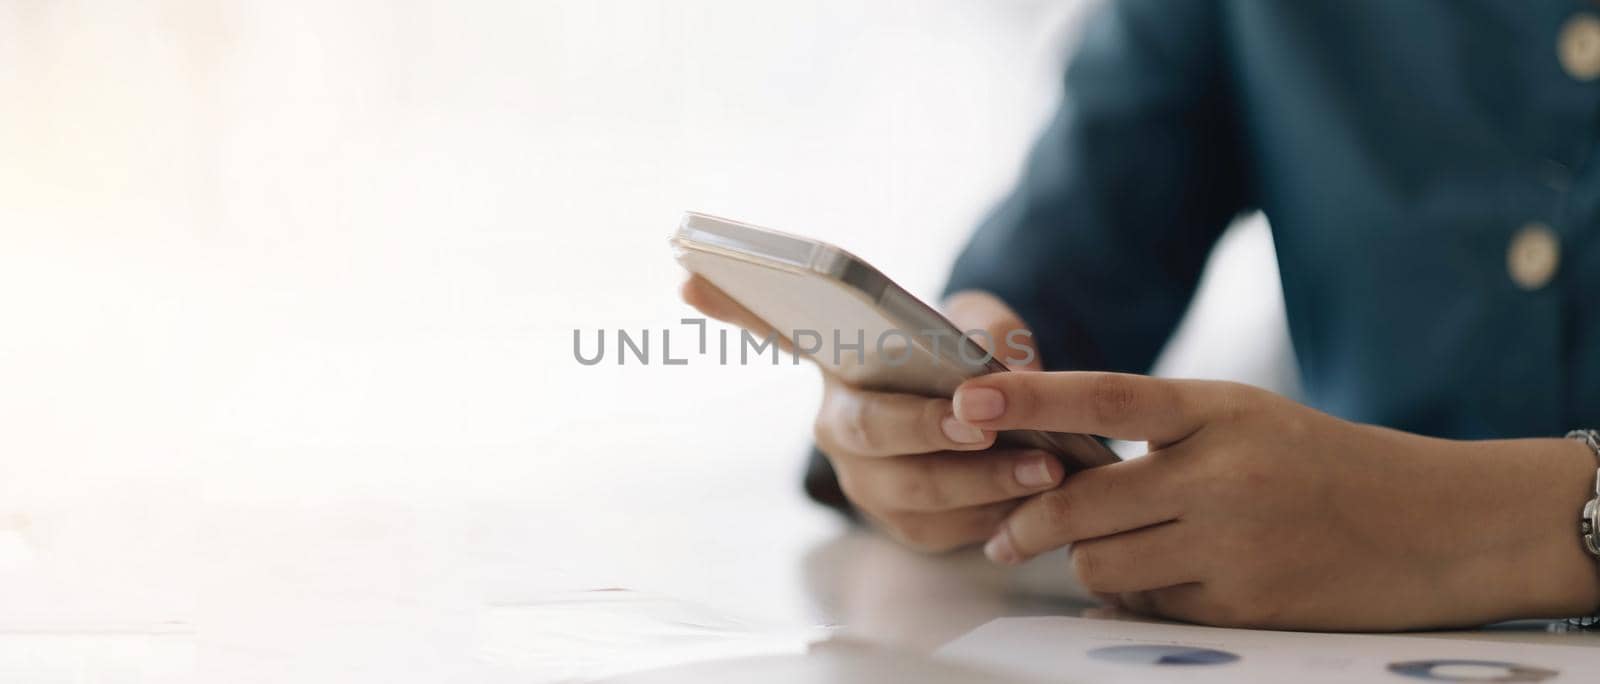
0 462 1593 682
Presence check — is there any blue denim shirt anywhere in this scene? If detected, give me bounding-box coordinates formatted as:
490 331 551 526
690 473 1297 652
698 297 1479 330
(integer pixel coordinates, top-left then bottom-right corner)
945 0 1600 440
802 0 1600 508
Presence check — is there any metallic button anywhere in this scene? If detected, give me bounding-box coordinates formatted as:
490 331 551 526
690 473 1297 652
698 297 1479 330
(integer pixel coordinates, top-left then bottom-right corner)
1559 14 1600 81
1507 222 1561 291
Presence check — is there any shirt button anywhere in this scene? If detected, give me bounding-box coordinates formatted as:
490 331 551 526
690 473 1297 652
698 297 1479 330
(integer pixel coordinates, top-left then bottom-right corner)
1507 222 1561 291
1559 14 1600 81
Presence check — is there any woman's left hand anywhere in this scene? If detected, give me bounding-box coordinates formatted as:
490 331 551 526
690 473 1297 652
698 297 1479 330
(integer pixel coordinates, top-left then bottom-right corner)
951 372 1600 630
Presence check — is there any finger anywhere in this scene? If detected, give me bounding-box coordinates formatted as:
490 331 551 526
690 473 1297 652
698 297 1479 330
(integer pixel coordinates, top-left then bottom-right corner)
1066 521 1202 594
842 449 1062 513
954 371 1224 444
944 290 1041 370
816 379 996 457
868 500 1019 553
982 450 1190 563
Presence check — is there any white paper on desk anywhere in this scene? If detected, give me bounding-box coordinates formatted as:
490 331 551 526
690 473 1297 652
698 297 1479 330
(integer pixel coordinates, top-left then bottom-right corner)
938 616 1599 683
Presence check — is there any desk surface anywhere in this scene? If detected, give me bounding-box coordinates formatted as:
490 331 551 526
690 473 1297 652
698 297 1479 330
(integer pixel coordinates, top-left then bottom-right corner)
0 469 1594 683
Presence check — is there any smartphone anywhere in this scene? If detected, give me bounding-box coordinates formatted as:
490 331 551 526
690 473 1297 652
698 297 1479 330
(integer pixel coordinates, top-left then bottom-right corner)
671 211 1118 473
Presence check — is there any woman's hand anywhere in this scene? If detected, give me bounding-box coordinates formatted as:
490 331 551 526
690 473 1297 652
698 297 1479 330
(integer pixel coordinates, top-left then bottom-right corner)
952 371 1600 630
681 276 1065 552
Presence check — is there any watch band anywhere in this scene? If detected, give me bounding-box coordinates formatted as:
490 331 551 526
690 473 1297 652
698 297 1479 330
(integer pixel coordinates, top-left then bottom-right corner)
1566 429 1600 629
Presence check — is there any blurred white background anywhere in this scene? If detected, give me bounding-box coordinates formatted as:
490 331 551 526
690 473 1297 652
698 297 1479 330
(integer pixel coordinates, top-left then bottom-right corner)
0 1 1292 678
1 0 1291 501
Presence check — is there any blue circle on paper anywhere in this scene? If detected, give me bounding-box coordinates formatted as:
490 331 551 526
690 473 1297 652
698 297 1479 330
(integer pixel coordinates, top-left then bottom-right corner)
1387 659 1558 683
1087 644 1240 666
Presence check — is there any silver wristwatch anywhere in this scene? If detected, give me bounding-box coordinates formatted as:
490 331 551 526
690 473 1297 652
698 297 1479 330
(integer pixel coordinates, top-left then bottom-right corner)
1568 429 1600 629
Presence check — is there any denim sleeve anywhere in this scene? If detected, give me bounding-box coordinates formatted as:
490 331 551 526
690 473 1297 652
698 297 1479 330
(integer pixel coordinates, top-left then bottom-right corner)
945 0 1250 372
805 0 1250 512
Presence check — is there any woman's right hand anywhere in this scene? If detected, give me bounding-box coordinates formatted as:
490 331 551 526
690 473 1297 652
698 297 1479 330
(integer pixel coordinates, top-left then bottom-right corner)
681 275 1065 552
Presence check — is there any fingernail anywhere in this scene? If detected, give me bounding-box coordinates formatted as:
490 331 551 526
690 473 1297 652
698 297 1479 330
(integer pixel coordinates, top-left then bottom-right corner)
1014 457 1054 488
954 387 1005 422
984 530 1020 565
941 415 986 444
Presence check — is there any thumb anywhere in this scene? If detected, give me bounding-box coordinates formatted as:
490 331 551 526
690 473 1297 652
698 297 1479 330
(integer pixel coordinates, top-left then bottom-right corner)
943 290 1041 371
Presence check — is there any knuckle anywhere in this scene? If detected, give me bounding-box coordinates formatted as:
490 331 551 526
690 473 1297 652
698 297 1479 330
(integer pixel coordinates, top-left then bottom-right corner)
836 396 880 454
892 461 948 511
920 399 951 444
1038 487 1075 528
1003 374 1040 424
1089 374 1139 427
1214 382 1258 424
1070 545 1113 591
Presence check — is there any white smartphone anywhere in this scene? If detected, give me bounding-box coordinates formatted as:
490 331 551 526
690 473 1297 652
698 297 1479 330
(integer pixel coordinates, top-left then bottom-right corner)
671 211 1118 473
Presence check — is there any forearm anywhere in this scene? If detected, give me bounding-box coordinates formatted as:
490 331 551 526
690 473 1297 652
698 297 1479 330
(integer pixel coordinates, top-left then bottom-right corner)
1335 427 1600 626
1442 435 1600 623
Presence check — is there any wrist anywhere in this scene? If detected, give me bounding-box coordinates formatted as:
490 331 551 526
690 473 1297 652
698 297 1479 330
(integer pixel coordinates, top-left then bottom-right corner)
1467 438 1600 622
